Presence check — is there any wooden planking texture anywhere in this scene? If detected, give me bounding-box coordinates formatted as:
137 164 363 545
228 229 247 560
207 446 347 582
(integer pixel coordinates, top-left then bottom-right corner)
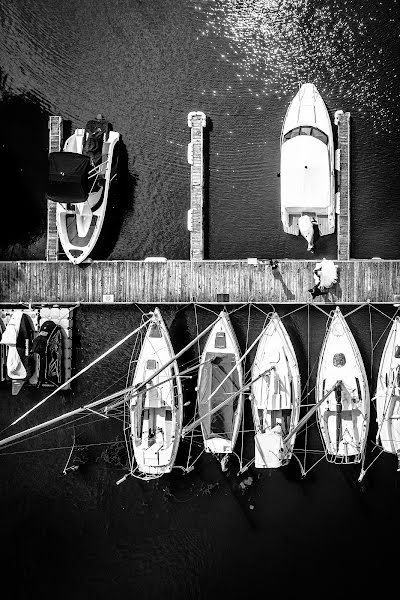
188 112 206 261
46 116 63 262
337 112 351 261
1 260 400 304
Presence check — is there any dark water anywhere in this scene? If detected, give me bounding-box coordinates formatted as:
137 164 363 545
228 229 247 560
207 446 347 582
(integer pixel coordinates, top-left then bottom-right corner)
1 0 400 260
1 1 400 598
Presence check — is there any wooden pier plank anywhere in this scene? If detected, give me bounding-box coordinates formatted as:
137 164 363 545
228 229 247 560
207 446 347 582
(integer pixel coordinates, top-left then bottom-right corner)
337 112 351 260
188 112 206 261
0 260 398 305
46 116 63 262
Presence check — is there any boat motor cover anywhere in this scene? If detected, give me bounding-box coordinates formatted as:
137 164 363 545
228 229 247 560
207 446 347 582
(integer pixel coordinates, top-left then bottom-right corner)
46 152 91 203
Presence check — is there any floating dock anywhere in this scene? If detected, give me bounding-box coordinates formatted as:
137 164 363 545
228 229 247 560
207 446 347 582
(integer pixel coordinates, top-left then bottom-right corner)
46 116 63 262
336 111 351 260
0 259 398 304
187 111 206 261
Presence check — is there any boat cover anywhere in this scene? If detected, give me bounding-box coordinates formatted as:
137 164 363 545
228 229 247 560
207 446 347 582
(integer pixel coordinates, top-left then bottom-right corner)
83 118 110 165
198 353 239 440
31 320 63 386
46 152 91 203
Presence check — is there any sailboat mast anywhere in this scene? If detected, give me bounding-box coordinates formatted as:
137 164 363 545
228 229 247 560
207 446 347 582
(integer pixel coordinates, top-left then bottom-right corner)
11 316 154 427
182 366 275 437
0 314 223 448
283 381 340 444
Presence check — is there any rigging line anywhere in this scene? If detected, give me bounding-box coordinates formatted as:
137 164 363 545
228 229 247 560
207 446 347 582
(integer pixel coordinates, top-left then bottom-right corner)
370 303 400 321
368 302 374 385
249 303 274 318
300 453 326 477
9 317 153 429
372 315 398 352
280 303 309 320
343 302 370 319
194 303 219 317
304 302 310 475
309 303 332 318
0 314 224 448
358 448 385 482
0 438 127 456
227 302 252 316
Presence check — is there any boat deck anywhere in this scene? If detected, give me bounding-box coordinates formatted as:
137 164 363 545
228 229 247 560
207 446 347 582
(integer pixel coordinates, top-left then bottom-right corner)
0 259 398 304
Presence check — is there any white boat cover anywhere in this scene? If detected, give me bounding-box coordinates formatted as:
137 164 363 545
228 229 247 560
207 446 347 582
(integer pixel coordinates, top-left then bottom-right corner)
281 136 331 211
255 426 284 469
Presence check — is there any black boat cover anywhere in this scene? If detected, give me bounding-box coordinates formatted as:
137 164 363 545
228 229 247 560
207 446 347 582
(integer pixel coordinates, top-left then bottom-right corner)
31 320 63 386
46 152 91 203
83 118 110 164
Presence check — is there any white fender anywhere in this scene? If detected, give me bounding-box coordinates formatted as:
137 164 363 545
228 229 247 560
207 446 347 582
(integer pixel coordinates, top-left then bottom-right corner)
298 215 316 252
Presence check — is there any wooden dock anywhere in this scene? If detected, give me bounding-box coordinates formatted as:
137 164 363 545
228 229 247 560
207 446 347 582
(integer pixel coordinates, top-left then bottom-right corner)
336 111 351 260
0 259 398 305
46 116 63 262
187 111 206 261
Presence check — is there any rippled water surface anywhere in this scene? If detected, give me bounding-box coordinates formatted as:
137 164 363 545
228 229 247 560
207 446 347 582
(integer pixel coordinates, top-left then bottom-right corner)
0 0 400 260
1 1 400 598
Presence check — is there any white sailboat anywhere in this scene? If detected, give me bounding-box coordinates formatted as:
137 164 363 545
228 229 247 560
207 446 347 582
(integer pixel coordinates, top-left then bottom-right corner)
46 115 120 264
316 307 370 464
280 83 335 243
375 316 400 468
251 313 301 468
196 311 244 459
125 308 183 479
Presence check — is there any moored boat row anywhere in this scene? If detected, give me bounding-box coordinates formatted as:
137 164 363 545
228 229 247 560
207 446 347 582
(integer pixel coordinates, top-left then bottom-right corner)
1 306 399 480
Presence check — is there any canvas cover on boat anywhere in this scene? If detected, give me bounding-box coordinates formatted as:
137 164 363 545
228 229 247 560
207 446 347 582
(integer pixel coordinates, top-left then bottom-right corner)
46 152 91 203
83 118 110 165
31 320 63 386
198 353 239 440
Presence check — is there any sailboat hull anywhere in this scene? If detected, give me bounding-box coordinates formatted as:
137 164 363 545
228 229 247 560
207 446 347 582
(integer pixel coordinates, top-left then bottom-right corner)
127 308 183 478
316 307 370 464
376 317 400 457
197 311 244 455
251 313 301 468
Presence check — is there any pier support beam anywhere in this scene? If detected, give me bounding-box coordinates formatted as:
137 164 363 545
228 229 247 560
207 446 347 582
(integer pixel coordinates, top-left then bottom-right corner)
46 116 63 262
187 111 206 261
335 111 351 260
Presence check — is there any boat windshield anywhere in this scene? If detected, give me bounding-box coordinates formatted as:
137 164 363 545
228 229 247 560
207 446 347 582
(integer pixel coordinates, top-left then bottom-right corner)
283 126 328 145
198 353 240 440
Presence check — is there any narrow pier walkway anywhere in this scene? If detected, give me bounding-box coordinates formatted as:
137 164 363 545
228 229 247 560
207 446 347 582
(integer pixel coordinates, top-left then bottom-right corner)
187 112 206 261
0 259 398 305
336 111 351 260
46 116 62 262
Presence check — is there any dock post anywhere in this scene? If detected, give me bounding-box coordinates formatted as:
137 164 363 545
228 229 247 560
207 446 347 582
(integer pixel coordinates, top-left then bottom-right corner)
46 116 63 261
187 111 206 261
335 110 351 260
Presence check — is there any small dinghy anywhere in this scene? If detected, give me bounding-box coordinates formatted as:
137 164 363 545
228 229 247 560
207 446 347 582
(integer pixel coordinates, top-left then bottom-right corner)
251 313 301 468
127 308 183 479
375 316 400 468
0 311 36 395
30 320 63 387
316 307 370 464
46 115 120 264
197 311 244 464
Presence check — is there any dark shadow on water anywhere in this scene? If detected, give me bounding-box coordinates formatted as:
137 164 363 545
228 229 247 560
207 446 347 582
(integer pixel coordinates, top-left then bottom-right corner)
0 75 49 254
90 138 137 260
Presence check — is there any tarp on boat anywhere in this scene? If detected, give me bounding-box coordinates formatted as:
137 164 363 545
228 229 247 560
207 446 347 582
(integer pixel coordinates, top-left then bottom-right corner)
46 152 91 203
31 320 63 386
198 353 239 440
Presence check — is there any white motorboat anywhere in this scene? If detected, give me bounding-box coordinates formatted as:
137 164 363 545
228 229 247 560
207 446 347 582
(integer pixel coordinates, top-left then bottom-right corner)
251 313 301 468
126 308 183 479
316 307 370 464
196 311 244 459
375 316 400 468
280 83 335 240
46 115 120 264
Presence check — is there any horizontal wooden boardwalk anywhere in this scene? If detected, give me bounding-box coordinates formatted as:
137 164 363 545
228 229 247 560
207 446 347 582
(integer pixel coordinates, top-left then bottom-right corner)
187 112 206 261
336 111 351 260
0 260 399 304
